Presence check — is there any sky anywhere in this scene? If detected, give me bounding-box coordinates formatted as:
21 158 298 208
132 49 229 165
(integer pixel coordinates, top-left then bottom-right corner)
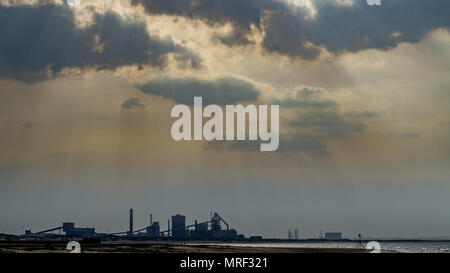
0 0 449 239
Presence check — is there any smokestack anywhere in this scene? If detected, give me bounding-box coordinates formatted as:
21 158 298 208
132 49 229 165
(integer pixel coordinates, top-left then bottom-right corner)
150 214 153 226
168 219 170 236
129 208 133 235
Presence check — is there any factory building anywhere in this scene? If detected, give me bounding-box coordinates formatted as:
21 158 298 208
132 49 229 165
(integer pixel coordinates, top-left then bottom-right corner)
171 214 187 238
146 222 160 237
27 222 96 237
62 222 96 237
189 221 208 239
189 212 237 240
211 229 238 239
196 221 208 232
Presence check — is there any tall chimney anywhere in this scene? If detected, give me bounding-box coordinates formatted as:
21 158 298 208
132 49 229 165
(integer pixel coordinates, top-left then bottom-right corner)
150 214 153 226
129 208 133 235
168 219 170 236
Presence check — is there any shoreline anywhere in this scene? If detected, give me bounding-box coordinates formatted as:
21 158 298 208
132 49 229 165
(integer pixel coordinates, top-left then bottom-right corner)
0 240 371 253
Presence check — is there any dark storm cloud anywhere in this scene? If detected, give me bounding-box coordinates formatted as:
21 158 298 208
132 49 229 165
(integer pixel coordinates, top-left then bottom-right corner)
262 6 320 60
136 77 260 105
263 0 450 59
0 4 200 82
131 0 288 46
211 28 255 47
121 97 145 109
130 0 285 28
132 0 450 59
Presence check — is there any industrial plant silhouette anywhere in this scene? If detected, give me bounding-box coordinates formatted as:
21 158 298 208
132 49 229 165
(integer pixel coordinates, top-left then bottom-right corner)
24 209 244 241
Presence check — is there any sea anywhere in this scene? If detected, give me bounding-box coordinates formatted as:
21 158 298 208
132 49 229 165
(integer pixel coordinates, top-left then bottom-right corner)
194 241 450 253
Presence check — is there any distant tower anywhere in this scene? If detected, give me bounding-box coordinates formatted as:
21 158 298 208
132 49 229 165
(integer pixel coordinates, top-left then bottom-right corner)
294 229 299 240
168 219 170 237
320 230 323 240
129 208 133 235
211 213 221 231
288 229 293 240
